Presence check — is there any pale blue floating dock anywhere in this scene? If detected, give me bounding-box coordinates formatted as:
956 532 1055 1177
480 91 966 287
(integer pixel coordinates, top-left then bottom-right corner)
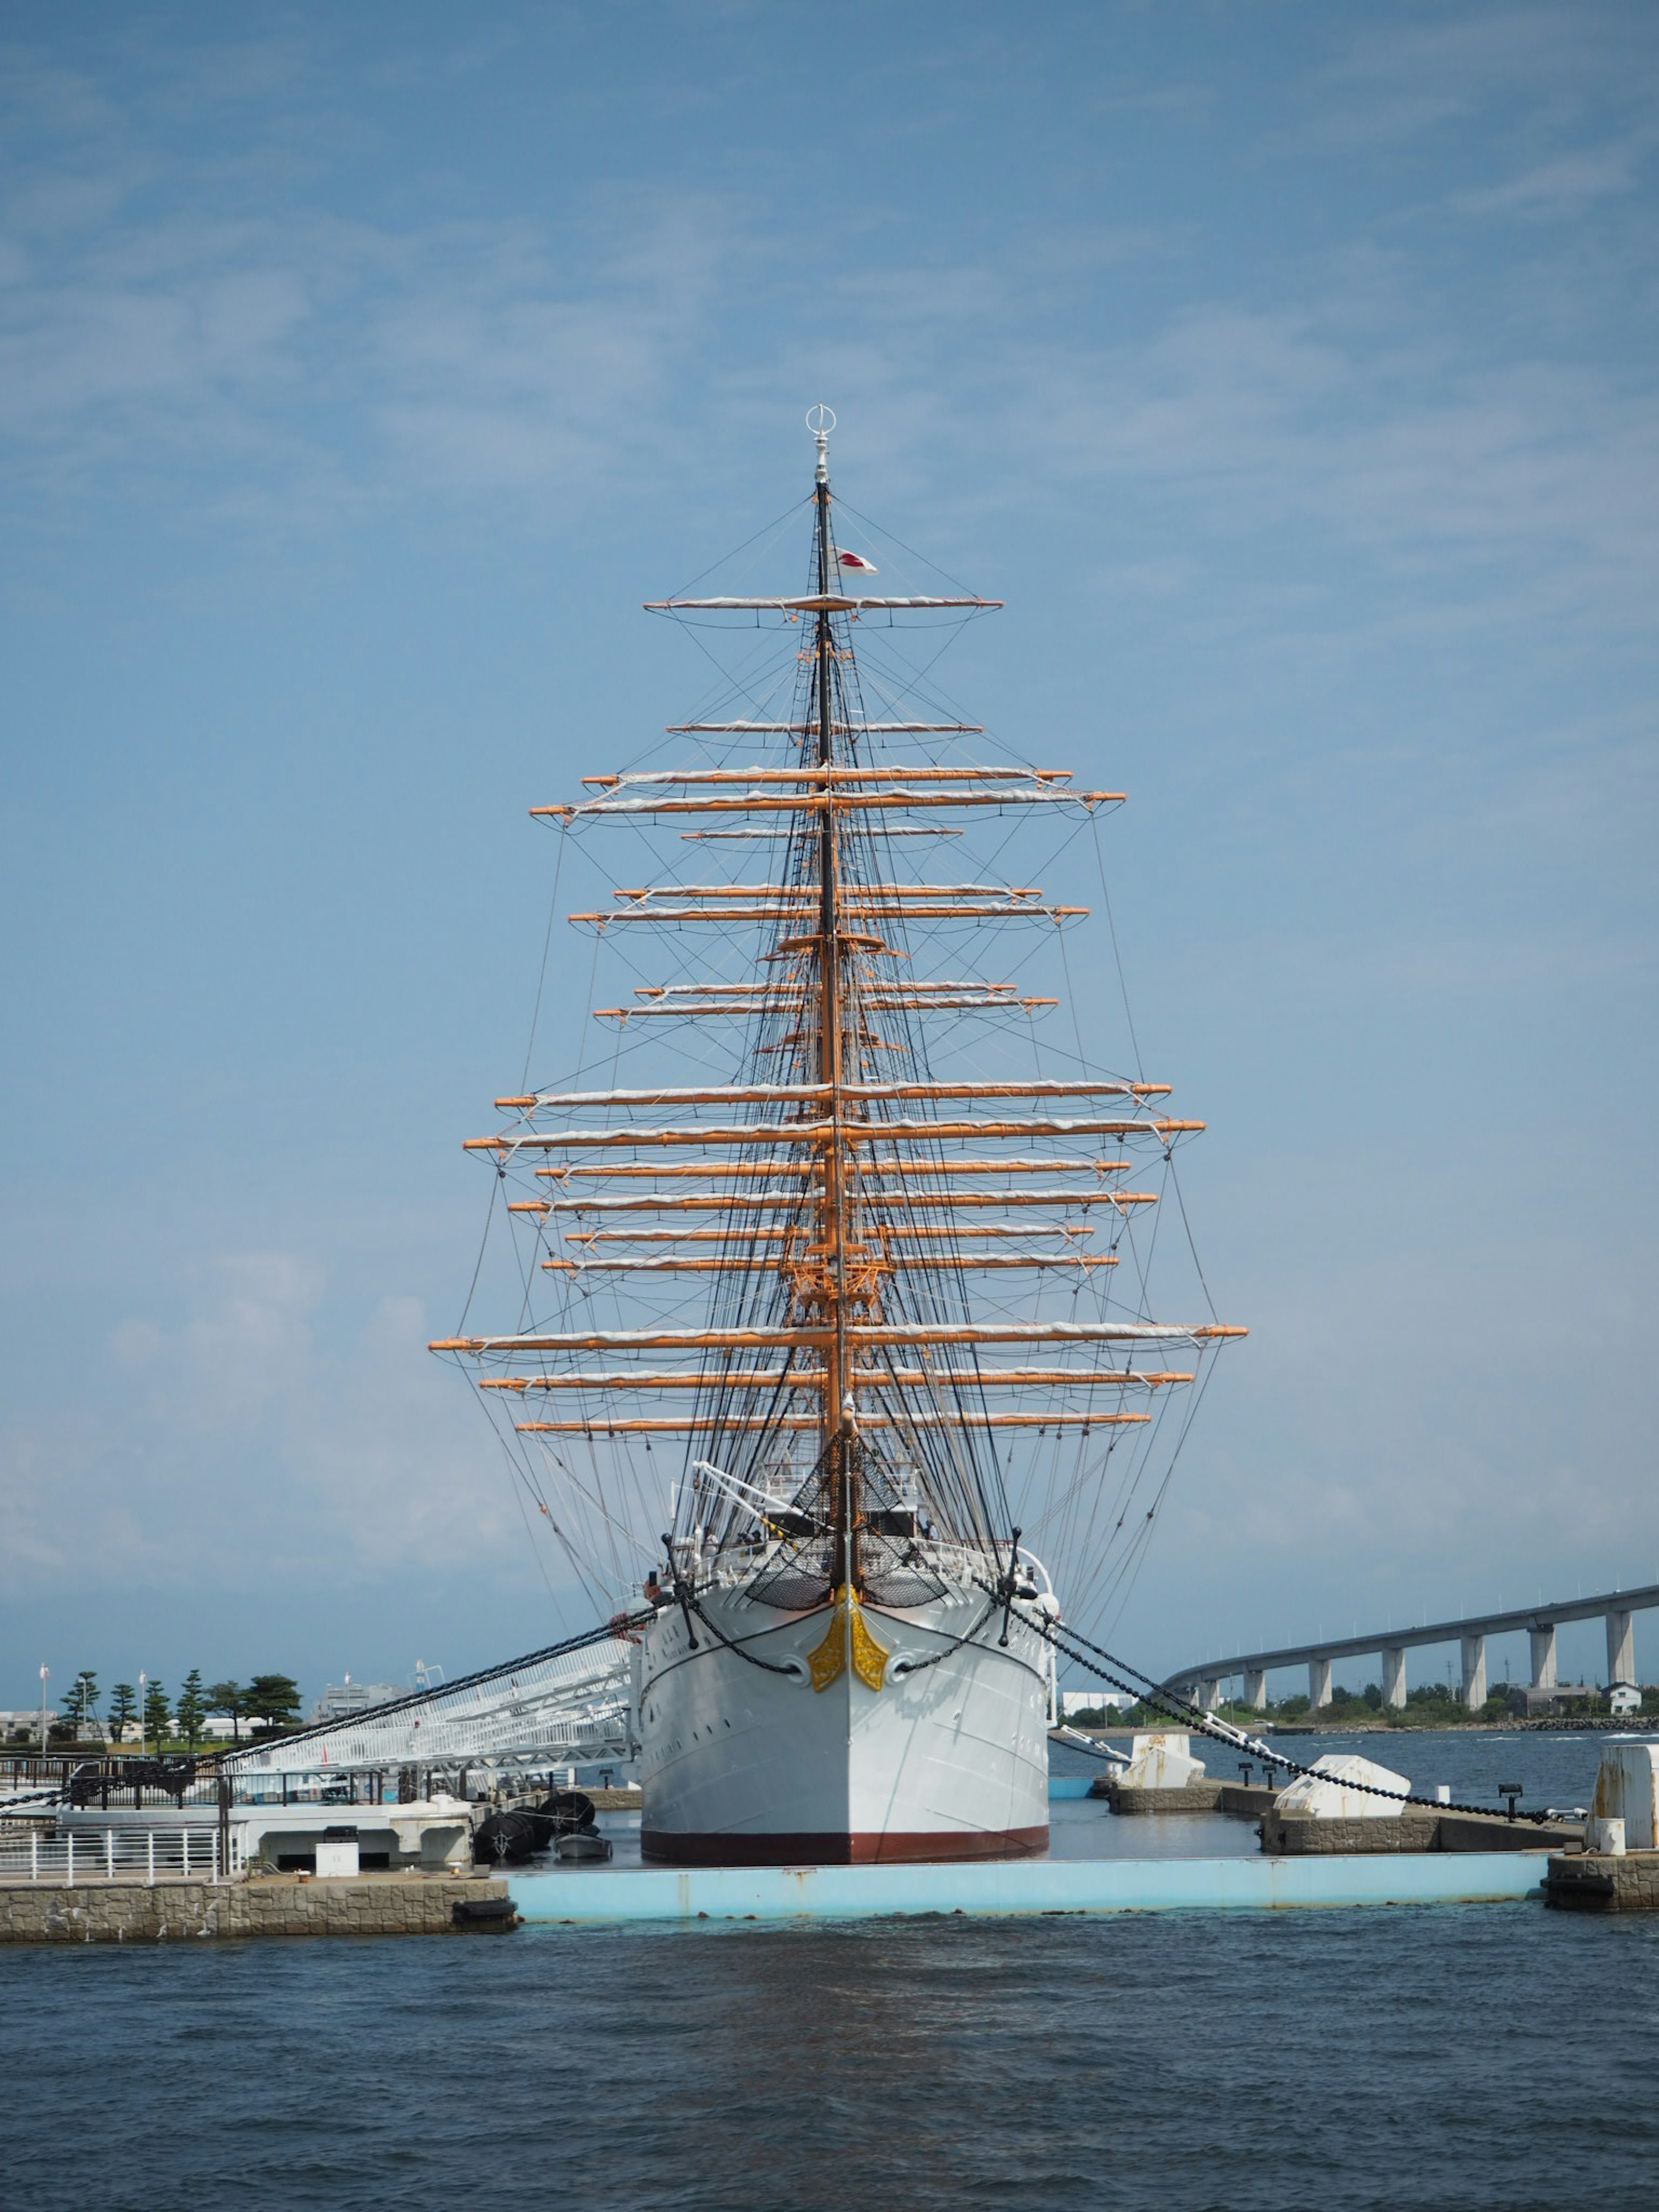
1047 1776 1095 1800
508 1850 1550 1926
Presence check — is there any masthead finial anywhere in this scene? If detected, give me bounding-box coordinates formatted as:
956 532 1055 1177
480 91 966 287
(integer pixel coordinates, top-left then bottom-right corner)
806 402 836 485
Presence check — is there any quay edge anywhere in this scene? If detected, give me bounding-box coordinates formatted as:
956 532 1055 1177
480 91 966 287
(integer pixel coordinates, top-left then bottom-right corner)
1545 1848 1659 1910
505 1849 1552 1925
0 1873 512 1945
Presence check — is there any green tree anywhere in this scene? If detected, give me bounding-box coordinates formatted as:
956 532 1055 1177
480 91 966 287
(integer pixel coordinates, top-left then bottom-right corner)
143 1679 171 1746
108 1682 137 1744
175 1670 207 1751
245 1674 302 1735
207 1681 245 1742
67 1670 99 1735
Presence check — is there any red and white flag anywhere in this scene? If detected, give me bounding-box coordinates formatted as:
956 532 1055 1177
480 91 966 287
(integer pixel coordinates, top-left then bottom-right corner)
837 550 879 573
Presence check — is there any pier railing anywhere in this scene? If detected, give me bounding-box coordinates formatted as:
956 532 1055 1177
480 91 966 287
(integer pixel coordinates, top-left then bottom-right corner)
0 1826 247 1885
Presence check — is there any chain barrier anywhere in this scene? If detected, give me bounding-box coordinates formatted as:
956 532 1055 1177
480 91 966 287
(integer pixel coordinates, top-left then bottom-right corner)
982 1583 1546 1824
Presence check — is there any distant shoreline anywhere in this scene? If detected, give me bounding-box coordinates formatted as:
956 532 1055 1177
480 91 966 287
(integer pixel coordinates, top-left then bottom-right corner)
1068 1716 1649 1739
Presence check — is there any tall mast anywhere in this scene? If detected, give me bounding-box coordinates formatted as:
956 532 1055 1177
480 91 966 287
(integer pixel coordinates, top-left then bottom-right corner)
435 409 1247 1614
811 408 857 1592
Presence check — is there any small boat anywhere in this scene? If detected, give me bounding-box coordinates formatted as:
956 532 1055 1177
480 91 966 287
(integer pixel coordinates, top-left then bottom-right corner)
554 1828 613 1862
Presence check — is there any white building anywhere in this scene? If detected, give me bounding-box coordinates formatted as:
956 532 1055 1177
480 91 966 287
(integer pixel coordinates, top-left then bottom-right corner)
309 1679 406 1724
1061 1688 1134 1717
0 1707 57 1738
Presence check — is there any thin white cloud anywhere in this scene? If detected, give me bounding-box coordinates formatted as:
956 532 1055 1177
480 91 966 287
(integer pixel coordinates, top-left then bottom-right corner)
1454 137 1654 216
1294 4 1649 151
0 1253 536 1588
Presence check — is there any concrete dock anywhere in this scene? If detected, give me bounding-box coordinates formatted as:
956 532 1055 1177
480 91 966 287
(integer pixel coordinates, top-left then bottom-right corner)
1545 1849 1659 1910
0 1872 511 1944
2 1847 1579 1938
505 1849 1553 1925
1260 1805 1583 1855
1090 1773 1584 1855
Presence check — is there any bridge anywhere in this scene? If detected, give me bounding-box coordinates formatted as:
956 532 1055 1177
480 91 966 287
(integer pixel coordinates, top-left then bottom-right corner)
1166 1584 1658 1713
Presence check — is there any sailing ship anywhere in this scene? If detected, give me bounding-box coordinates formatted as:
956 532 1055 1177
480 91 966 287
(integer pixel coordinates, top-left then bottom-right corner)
433 409 1242 1864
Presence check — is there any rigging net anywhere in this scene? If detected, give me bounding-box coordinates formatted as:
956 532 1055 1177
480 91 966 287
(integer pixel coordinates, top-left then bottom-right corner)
433 413 1243 1644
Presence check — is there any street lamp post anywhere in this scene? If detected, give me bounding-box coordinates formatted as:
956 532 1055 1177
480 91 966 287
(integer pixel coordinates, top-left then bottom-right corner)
38 1665 48 1759
139 1670 147 1759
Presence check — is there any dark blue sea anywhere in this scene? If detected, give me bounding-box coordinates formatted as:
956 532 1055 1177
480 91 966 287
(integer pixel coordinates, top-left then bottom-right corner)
5 1731 1656 2212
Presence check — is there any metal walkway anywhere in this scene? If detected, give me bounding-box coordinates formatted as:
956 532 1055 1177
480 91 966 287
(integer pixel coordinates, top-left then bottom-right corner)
219 1615 644 1781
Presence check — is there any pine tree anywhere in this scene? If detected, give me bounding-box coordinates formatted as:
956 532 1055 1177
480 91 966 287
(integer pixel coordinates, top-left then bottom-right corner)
207 1681 245 1742
108 1683 137 1744
246 1674 302 1734
175 1670 207 1751
68 1670 99 1736
143 1678 171 1747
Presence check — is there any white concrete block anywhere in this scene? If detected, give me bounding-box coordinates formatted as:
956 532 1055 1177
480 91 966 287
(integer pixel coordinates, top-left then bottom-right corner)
1589 1743 1659 1850
1122 1731 1207 1789
1585 1816 1627 1856
1274 1753 1411 1821
315 1829 359 1877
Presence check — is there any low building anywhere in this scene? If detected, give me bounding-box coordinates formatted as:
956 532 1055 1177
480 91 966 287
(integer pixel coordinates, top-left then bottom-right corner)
308 1680 406 1724
0 1708 57 1741
1503 1681 1630 1716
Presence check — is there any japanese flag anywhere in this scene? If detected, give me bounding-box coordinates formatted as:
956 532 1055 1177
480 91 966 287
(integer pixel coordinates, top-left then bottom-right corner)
837 550 879 573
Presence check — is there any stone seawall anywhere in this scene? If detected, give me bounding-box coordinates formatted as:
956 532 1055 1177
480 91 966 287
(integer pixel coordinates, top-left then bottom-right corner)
1545 1849 1659 1910
1260 1808 1582 1856
0 1873 512 1944
1090 1779 1224 1813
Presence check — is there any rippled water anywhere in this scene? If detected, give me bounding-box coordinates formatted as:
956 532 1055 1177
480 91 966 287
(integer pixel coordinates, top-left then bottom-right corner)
6 1904 1656 2210
5 1730 1655 2212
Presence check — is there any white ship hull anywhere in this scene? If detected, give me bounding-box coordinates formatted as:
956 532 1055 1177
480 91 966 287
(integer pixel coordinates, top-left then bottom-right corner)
638 1577 1050 1864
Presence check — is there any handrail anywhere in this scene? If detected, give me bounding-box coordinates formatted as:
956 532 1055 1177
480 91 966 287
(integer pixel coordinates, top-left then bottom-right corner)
0 1825 246 1884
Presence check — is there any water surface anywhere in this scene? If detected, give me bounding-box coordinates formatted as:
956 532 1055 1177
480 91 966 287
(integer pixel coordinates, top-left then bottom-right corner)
6 1727 1651 2210
4 1901 1654 2211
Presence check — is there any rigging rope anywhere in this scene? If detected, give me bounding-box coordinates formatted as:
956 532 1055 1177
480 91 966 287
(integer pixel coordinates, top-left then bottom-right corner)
988 1587 1554 1825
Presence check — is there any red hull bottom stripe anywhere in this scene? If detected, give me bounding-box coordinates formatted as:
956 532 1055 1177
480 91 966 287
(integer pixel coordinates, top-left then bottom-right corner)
640 1824 1049 1868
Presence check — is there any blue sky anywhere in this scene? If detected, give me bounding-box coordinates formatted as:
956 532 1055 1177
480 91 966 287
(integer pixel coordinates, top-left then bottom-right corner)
3 2 1656 1706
